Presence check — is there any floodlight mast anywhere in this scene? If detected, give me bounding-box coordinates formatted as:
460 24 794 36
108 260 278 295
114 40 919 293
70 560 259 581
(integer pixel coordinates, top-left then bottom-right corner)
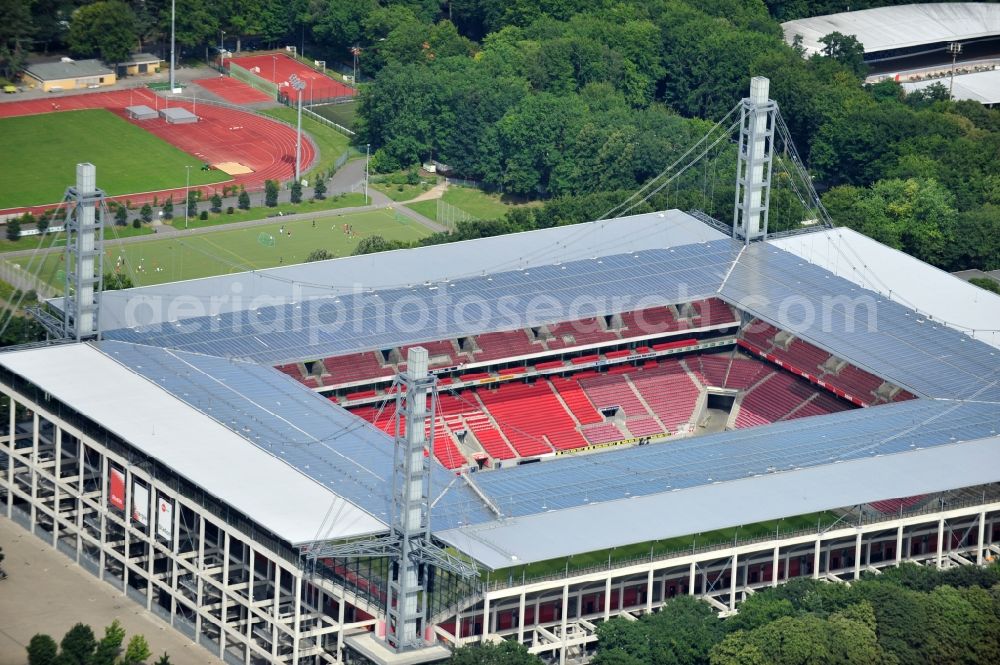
732 76 776 245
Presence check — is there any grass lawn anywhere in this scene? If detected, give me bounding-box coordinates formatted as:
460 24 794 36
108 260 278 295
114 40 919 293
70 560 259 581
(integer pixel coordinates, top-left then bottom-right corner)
490 511 844 582
405 185 534 222
0 224 153 254
15 208 429 289
372 181 431 202
169 193 369 229
311 101 358 130
259 107 353 178
0 109 228 209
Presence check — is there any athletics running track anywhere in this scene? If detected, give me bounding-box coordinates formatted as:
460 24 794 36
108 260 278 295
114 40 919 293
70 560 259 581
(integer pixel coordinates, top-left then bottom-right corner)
0 88 315 215
229 53 354 102
193 75 274 104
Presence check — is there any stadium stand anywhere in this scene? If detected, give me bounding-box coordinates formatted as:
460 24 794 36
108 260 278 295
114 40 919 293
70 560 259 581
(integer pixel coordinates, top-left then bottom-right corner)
629 360 701 431
582 422 627 444
323 352 394 384
471 330 539 361
869 495 927 515
545 318 619 348
723 357 774 390
549 377 604 425
579 373 648 417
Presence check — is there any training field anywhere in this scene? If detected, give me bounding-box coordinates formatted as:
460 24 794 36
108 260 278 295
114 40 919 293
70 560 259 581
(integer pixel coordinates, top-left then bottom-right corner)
16 208 430 288
229 53 354 101
0 109 229 209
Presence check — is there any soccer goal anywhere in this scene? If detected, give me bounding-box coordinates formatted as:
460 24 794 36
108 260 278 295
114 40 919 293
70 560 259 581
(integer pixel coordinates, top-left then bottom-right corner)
314 60 326 72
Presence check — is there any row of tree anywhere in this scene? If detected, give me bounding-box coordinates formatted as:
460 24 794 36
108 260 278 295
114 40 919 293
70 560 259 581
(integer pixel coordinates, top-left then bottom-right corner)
27 620 167 665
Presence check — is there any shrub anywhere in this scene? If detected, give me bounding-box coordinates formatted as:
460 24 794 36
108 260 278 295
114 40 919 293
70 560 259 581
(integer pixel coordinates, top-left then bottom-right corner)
226 206 235 214
199 210 208 220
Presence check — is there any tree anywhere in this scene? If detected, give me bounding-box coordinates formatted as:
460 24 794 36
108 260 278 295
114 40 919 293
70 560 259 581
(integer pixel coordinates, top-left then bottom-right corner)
162 196 174 220
122 634 151 665
68 1 137 69
92 620 126 665
115 204 128 226
353 235 407 255
104 272 134 290
154 653 171 665
186 191 197 218
970 277 1000 295
36 212 50 235
264 180 279 207
238 189 251 210
26 634 58 665
140 203 153 223
449 640 543 664
210 193 222 213
313 178 327 200
290 181 302 204
6 217 21 241
818 32 867 79
59 623 97 665
306 248 334 262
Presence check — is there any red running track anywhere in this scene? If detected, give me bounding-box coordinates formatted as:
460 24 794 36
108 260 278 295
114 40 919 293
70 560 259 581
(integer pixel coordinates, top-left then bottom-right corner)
229 53 354 102
0 88 314 214
194 75 273 104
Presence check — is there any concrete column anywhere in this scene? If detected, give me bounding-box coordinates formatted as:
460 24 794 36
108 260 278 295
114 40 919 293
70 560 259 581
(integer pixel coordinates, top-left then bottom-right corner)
896 525 904 566
75 437 84 563
517 591 526 644
482 595 490 638
603 576 611 621
271 565 281 660
812 538 821 579
646 569 654 613
688 562 696 596
220 531 230 659
195 514 206 638
30 411 38 526
335 591 345 663
99 454 108 574
771 546 779 587
122 469 132 593
936 518 945 569
53 427 61 546
977 511 986 565
559 584 569 665
6 395 15 518
291 573 302 665
729 555 738 611
854 531 863 580
170 495 181 625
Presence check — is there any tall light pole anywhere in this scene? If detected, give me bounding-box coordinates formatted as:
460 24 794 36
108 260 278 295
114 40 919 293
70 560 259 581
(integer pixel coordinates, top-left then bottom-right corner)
271 55 277 83
365 144 370 203
184 165 191 229
350 46 360 84
289 74 306 182
169 0 176 92
220 29 225 61
947 42 962 100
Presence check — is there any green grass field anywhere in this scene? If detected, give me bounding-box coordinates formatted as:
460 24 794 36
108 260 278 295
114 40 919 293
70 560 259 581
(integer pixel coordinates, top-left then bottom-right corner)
14 208 429 289
259 107 353 178
0 109 229 209
311 101 358 130
406 185 536 222
168 193 369 230
372 182 431 202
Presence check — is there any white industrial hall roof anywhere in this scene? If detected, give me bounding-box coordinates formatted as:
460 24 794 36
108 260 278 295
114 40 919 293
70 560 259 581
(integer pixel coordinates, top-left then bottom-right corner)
782 3 1000 56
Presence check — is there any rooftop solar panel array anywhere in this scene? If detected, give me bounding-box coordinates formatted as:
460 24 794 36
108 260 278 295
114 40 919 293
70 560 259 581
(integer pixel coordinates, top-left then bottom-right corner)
102 242 740 364
721 244 1000 400
97 341 495 530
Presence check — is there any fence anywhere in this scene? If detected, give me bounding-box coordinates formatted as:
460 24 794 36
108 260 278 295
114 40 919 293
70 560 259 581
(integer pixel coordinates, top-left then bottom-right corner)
0 260 58 300
301 107 355 137
228 61 279 98
436 199 475 230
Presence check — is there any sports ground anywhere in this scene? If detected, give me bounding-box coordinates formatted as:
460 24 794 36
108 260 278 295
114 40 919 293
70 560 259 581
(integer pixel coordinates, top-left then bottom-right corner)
0 109 228 209
229 53 354 102
15 208 430 288
0 89 314 214
193 75 274 104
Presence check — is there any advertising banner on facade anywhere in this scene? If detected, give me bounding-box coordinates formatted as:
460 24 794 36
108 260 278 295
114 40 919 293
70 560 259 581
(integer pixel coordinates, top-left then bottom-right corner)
132 481 150 527
156 493 173 541
109 468 125 511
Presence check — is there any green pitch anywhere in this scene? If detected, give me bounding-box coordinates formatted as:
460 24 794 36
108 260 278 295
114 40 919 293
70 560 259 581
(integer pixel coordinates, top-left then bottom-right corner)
19 208 430 288
0 109 229 209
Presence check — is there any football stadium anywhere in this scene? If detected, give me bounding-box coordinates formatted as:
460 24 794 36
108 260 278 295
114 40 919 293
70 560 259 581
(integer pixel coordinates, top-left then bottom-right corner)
1 79 998 665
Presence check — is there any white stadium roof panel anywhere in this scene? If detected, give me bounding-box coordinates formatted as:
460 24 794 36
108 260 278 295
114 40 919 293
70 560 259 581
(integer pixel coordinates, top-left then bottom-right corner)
772 227 1000 349
781 3 1000 56
901 68 1000 105
0 343 387 545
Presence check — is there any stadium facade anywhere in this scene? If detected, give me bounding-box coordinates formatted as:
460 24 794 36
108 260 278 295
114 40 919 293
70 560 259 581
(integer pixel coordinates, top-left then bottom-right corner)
3 77 999 665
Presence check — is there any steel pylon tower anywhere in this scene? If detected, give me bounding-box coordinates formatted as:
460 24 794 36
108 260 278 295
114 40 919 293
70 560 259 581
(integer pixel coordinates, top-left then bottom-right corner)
386 346 436 649
732 76 776 245
62 163 105 340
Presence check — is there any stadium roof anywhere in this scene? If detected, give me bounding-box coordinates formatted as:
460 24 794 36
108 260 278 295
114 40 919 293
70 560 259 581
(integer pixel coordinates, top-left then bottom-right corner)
781 3 1000 57
25 59 113 81
772 227 1000 349
901 68 1000 105
16 209 1000 567
0 343 387 545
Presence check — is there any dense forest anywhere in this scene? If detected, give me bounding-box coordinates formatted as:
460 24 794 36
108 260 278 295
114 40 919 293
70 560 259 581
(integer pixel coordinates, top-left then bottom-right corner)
1 0 997 273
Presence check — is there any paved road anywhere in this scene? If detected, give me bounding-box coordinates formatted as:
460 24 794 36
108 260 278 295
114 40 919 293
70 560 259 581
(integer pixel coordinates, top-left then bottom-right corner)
0 517 222 665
